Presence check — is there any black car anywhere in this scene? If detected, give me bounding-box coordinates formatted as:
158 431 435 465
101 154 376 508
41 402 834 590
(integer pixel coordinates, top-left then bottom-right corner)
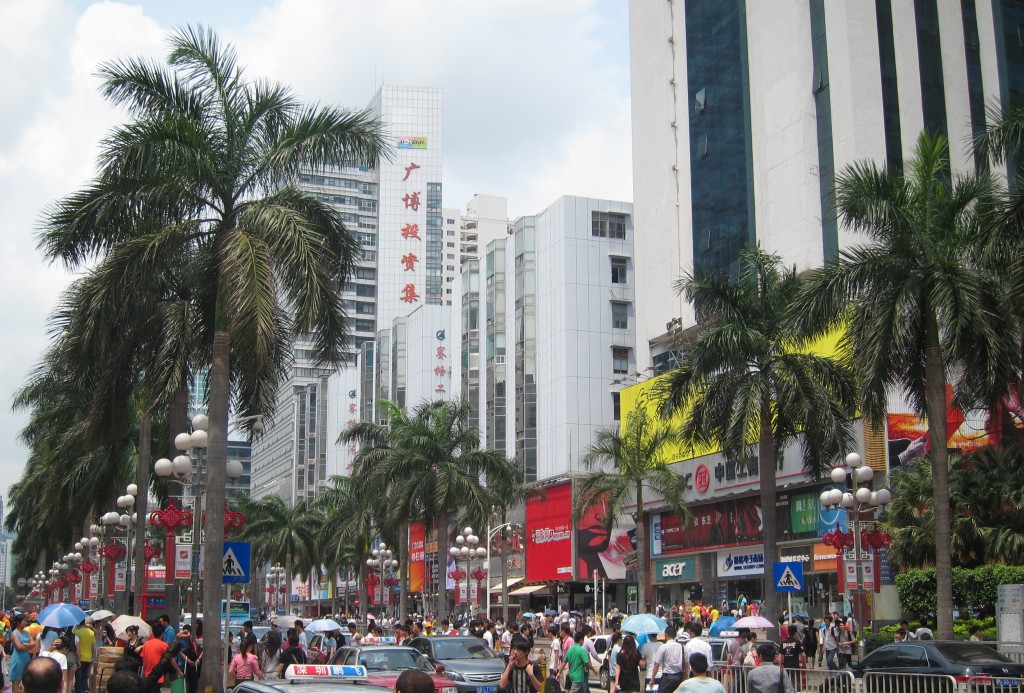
825 642 1024 692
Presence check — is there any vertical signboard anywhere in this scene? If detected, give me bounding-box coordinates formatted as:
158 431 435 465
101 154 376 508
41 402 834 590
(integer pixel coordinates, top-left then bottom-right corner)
525 481 573 582
409 521 425 594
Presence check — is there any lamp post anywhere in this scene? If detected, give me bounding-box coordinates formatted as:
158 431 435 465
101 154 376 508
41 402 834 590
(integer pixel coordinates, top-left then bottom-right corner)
269 565 285 615
819 452 892 662
449 527 485 617
484 523 519 620
367 543 398 620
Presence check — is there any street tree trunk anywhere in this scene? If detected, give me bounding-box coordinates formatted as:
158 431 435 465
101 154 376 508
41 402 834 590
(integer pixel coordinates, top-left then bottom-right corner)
758 402 780 641
164 385 189 624
635 480 646 613
436 511 448 620
198 328 230 693
925 317 953 640
134 411 152 616
399 521 408 620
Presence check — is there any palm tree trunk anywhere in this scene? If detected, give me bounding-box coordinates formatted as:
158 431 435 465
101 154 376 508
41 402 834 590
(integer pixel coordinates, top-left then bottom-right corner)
358 561 367 626
758 403 780 640
925 326 953 640
436 512 448 619
286 552 293 614
399 521 408 620
635 481 646 613
198 328 230 693
134 411 151 616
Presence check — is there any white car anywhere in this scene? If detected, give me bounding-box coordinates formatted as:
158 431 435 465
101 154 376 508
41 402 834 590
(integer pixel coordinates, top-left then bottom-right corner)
588 635 614 690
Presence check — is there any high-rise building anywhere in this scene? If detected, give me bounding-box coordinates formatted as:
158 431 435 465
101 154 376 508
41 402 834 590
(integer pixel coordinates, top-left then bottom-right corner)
252 86 443 500
629 0 1012 371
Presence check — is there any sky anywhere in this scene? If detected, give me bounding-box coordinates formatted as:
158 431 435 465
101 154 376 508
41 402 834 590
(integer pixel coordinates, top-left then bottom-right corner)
0 1 633 516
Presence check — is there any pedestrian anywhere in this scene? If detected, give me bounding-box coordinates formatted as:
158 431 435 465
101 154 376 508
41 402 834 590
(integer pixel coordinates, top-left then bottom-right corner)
395 669 434 693
294 621 307 651
178 626 201 693
682 622 712 677
650 627 684 693
11 614 35 693
834 619 853 669
548 626 564 689
969 626 984 642
613 635 643 693
822 619 838 671
38 639 68 687
277 635 306 678
74 619 94 693
562 632 596 693
499 641 542 693
780 630 804 690
677 653 724 693
229 638 264 683
745 643 794 693
802 618 817 666
607 632 622 689
22 658 63 693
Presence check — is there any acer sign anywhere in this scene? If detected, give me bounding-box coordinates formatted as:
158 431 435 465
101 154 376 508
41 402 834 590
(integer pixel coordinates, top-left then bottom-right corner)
526 481 573 582
654 558 696 583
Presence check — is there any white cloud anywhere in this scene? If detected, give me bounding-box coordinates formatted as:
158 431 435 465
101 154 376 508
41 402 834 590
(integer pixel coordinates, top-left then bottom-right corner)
0 0 632 510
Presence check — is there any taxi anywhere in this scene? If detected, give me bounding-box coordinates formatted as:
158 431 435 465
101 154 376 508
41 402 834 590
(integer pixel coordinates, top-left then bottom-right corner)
326 640 457 693
232 665 391 693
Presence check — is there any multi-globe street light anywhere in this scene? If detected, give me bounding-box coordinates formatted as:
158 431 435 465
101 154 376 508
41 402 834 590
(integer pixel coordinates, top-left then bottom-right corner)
367 543 398 619
449 527 486 616
820 452 892 661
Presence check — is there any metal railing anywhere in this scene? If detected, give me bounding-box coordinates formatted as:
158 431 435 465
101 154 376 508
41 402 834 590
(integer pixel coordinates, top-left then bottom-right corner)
708 664 855 693
964 676 1024 693
862 672 958 693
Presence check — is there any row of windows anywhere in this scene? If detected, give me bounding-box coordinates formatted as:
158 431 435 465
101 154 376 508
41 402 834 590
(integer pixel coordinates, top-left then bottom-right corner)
592 211 628 239
299 174 377 196
310 191 378 212
293 367 335 378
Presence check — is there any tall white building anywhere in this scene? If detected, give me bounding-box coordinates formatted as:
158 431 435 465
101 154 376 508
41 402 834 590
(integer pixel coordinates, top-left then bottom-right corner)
629 0 1012 371
252 86 443 500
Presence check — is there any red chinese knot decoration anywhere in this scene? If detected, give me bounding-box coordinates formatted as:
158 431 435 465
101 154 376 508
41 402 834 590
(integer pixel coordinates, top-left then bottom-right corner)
150 502 193 533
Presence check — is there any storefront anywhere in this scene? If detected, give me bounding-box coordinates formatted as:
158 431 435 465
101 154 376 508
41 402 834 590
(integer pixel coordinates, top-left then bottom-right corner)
652 556 702 608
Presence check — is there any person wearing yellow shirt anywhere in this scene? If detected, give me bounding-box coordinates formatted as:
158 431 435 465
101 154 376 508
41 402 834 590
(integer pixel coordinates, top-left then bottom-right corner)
710 609 720 624
74 620 95 693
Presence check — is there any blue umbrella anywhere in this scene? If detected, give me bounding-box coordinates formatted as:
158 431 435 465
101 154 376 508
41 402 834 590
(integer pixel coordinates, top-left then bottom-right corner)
708 615 736 637
36 603 88 629
522 612 536 619
621 613 669 635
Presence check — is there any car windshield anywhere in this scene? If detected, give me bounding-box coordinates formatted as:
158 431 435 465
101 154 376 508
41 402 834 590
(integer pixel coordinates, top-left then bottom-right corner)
359 649 434 673
936 643 1012 664
434 639 497 660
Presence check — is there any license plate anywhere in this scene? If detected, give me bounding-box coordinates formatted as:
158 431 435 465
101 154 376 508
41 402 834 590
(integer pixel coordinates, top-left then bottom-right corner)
995 679 1020 688
478 686 497 693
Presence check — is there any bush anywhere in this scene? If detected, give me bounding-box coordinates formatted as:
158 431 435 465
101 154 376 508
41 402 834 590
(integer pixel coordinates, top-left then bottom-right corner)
895 565 1024 619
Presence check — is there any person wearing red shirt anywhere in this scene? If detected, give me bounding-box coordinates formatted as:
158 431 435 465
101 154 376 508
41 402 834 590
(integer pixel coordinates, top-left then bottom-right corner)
141 637 183 683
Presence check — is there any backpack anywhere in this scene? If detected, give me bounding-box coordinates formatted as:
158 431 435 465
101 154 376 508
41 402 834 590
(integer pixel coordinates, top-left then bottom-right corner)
803 626 817 655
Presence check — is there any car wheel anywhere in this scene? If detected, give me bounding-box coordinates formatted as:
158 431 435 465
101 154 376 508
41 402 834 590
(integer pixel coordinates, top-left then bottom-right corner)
599 668 609 690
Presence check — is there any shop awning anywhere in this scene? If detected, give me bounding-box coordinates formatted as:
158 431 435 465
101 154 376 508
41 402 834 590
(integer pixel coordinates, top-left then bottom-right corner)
489 577 524 593
509 584 547 596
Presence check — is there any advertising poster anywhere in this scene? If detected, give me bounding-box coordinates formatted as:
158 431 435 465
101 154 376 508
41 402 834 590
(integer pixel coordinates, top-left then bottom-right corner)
409 521 425 593
576 493 636 580
525 481 573 582
717 549 764 577
886 383 1024 469
114 568 127 592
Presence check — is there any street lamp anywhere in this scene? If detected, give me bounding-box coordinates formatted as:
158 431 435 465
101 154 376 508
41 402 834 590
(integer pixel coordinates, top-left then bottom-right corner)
268 564 286 615
449 527 486 617
367 542 398 619
820 452 892 661
484 523 519 620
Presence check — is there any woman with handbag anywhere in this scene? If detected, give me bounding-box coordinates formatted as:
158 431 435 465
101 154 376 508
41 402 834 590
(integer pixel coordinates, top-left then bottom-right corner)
229 638 264 686
9 615 34 693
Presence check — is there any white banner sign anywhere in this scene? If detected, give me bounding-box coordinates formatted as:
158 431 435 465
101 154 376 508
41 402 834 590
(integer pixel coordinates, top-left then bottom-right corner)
717 549 765 577
175 545 192 580
114 568 127 592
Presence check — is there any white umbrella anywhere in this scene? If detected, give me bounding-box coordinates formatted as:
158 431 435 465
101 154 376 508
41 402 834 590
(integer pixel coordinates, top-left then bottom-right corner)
110 615 153 640
272 615 296 629
91 610 115 621
306 618 343 633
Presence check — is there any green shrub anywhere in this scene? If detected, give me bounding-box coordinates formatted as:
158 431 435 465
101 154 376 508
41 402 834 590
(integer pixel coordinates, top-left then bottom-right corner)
895 566 1024 618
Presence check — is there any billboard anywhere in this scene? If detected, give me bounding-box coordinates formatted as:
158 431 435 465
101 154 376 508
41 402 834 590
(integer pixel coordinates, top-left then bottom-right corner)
526 481 573 582
409 521 425 593
576 494 636 581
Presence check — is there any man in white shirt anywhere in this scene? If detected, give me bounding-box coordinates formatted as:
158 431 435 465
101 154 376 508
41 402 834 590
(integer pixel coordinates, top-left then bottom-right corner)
650 627 685 693
41 639 69 671
681 622 713 676
295 621 308 651
500 623 518 656
482 622 497 650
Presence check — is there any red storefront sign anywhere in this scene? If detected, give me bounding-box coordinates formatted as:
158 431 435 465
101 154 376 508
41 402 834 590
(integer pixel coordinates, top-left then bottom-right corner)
526 481 573 582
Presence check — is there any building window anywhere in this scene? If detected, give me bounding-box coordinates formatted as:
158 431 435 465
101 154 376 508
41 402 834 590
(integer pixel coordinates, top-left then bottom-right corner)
612 347 630 374
592 211 627 239
611 302 628 329
694 87 706 113
611 257 628 284
355 267 376 280
612 391 621 421
355 302 374 315
355 284 375 297
447 218 456 224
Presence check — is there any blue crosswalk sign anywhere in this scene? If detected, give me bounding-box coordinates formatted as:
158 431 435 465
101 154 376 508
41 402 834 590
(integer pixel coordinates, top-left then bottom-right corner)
222 542 251 584
773 561 803 592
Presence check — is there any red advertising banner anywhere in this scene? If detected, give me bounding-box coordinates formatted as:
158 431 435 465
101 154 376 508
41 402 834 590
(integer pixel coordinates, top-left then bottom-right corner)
526 481 573 582
409 520 425 593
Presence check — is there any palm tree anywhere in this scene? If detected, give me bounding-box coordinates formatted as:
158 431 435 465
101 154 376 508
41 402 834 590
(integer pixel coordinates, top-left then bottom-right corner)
660 245 858 634
341 398 520 619
572 404 690 614
235 495 322 605
792 132 1014 640
38 27 385 687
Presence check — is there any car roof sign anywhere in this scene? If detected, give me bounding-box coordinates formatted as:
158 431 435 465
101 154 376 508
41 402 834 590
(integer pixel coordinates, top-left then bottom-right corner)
284 664 369 682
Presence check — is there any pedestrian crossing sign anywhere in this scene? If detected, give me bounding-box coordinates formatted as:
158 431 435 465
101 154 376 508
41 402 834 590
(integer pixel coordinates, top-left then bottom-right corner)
773 561 803 592
222 541 251 584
